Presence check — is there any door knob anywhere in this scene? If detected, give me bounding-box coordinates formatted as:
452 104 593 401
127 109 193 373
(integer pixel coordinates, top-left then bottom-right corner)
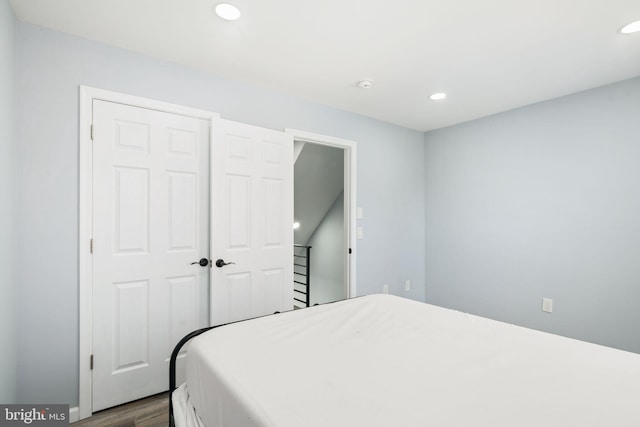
215 259 235 268
191 258 209 267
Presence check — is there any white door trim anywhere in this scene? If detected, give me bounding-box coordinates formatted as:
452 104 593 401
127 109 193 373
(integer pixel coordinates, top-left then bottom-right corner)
78 86 219 420
284 128 357 299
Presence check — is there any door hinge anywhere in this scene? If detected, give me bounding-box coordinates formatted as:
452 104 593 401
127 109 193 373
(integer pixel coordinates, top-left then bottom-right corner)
348 248 352 254
90 124 93 141
90 354 94 370
90 238 94 254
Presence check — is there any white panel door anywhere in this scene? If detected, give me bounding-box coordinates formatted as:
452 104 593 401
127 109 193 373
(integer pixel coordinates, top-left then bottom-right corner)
92 100 210 411
210 119 294 325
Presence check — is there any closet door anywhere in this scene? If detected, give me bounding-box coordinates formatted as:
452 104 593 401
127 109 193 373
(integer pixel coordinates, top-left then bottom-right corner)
210 118 294 325
92 100 210 411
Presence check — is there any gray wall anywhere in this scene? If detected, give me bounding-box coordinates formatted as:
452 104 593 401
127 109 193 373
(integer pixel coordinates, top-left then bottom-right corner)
294 143 344 246
425 76 640 354
307 192 345 305
14 22 426 405
0 0 16 404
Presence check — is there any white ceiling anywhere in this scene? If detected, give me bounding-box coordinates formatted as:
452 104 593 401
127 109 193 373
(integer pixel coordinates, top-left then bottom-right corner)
10 0 640 131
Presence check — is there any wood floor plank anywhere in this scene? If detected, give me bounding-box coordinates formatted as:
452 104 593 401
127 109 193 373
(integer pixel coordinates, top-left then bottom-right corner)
73 392 169 427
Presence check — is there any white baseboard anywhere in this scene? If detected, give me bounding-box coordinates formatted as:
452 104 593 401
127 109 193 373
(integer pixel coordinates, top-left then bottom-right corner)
69 407 80 423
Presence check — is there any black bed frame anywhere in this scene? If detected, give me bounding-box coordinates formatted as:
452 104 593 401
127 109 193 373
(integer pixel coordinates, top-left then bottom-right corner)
168 312 282 427
168 325 214 427
167 297 352 427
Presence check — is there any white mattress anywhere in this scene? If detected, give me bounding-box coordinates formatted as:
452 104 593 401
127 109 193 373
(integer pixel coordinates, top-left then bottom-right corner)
178 294 640 427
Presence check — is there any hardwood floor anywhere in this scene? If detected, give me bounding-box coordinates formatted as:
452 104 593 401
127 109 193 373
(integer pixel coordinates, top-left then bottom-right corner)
73 393 169 427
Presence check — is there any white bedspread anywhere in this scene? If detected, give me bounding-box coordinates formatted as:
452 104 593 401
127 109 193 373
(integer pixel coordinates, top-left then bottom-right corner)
179 294 640 427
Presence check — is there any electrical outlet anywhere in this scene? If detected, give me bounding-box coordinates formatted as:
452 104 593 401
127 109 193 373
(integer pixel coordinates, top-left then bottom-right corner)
542 298 553 313
383 284 389 294
405 280 411 291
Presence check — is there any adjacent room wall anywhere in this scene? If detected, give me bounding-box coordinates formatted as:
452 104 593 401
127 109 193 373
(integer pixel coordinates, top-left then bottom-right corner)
14 22 426 406
425 76 640 354
307 192 345 305
0 0 16 404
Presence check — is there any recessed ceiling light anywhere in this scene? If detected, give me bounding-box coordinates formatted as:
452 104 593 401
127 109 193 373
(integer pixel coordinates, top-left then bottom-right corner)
619 20 640 34
429 92 447 101
357 80 373 89
215 3 241 21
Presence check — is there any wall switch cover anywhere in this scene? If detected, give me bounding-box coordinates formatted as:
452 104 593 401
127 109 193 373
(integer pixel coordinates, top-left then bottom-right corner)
542 298 553 313
357 227 363 239
356 207 364 219
405 280 411 291
383 284 389 294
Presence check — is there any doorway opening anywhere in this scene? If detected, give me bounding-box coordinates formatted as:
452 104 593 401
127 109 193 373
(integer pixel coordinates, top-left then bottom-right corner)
287 129 357 306
293 143 345 306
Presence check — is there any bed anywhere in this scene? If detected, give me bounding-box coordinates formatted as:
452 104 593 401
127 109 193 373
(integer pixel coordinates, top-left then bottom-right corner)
169 294 640 427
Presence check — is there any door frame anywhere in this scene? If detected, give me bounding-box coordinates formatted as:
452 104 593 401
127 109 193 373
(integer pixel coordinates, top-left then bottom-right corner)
78 86 219 420
285 128 357 299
